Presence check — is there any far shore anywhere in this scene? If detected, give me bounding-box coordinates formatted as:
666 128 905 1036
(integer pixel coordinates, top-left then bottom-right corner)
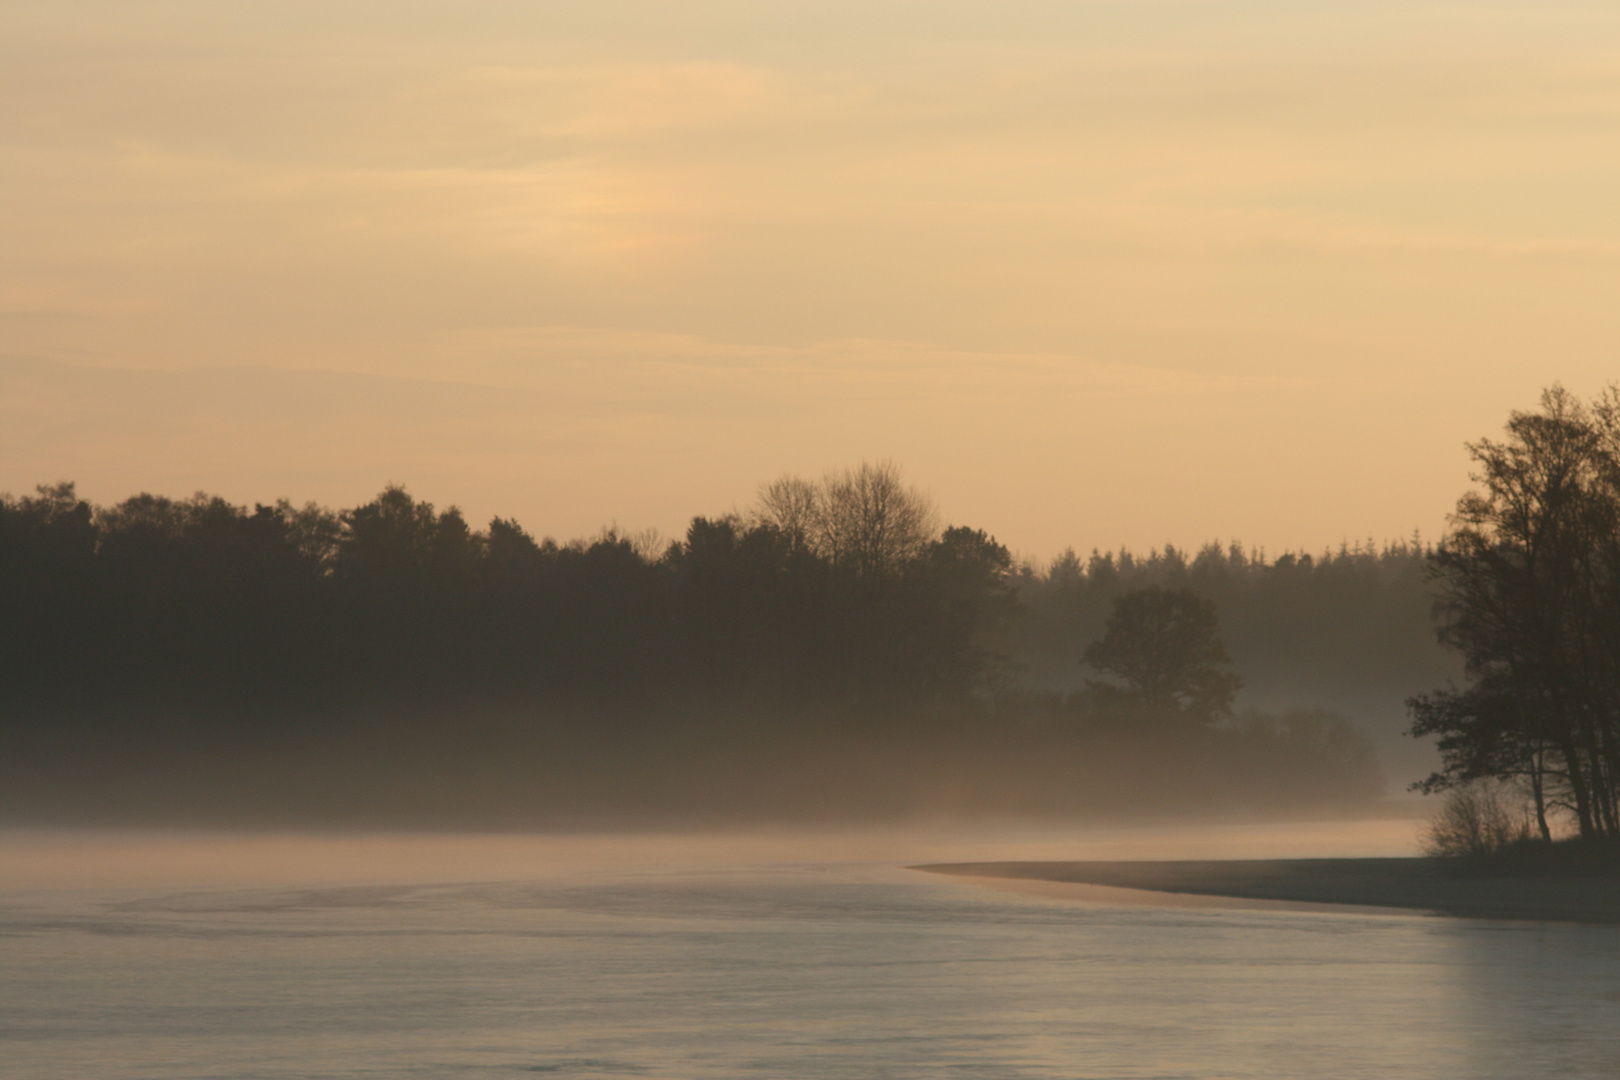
913 859 1620 925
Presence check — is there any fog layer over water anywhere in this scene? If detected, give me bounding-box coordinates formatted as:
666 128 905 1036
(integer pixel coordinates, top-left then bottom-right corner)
4 824 1618 1079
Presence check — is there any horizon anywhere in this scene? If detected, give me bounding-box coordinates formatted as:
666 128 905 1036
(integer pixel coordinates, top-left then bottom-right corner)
2 464 1442 572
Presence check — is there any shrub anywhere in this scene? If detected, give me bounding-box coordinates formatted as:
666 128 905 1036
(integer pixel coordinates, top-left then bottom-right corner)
1422 779 1532 857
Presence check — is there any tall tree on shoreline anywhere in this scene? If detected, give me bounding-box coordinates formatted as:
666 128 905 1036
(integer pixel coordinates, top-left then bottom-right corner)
1410 385 1620 840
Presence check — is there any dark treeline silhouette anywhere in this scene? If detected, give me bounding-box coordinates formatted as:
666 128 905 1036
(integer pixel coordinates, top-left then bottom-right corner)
998 534 1457 785
1004 537 1449 712
0 468 1011 717
1 462 1392 825
1411 386 1620 847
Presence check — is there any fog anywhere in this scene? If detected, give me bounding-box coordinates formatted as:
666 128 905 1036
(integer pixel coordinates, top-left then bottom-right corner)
0 820 1422 894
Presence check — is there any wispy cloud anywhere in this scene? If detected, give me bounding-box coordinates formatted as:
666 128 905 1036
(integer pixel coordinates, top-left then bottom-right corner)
3 0 1619 552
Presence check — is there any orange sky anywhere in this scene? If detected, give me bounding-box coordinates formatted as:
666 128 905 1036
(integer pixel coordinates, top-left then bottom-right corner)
4 1 1618 560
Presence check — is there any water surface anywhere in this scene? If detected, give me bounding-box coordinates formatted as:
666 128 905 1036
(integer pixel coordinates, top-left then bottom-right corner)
3 824 1617 1079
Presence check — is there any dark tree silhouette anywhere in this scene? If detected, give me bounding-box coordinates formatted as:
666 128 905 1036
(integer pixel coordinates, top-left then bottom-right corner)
1409 680 1554 841
1082 586 1242 722
1409 385 1620 841
755 460 936 577
0 466 1394 824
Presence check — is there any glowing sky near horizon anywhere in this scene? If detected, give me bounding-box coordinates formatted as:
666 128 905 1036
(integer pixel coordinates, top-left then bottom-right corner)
4 1 1619 559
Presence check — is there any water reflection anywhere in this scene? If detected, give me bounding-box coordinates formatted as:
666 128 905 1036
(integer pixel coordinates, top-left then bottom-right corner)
1441 920 1620 1078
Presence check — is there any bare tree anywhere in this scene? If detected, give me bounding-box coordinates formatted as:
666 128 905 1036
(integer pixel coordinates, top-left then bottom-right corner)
819 461 938 577
1422 779 1532 857
754 461 938 575
756 475 821 551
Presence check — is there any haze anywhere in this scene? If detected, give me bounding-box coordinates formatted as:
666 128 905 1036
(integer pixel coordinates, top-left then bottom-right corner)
0 820 1421 893
5 1 1618 554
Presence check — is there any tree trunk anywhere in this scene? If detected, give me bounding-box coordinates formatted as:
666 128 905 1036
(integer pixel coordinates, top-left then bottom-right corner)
1529 747 1552 842
1579 718 1617 838
1559 732 1598 840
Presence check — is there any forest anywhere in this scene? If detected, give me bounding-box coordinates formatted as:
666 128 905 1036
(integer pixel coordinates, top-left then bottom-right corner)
0 460 1447 825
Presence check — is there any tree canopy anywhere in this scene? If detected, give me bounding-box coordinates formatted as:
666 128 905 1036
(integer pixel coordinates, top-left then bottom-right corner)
1081 586 1242 722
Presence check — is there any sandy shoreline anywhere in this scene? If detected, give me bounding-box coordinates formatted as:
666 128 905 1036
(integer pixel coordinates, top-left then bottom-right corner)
913 859 1620 924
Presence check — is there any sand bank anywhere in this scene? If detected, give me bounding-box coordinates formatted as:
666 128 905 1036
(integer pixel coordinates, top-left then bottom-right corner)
914 859 1620 924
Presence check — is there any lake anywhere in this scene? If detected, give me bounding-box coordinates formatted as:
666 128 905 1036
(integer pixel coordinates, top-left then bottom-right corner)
3 823 1618 1079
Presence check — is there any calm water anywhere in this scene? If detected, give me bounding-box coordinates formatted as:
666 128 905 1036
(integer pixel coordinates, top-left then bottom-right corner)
3 826 1619 1079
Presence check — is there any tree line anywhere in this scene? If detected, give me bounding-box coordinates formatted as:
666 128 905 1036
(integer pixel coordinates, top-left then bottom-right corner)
8 386 1601 831
0 463 1015 721
1002 534 1448 720
0 461 1397 823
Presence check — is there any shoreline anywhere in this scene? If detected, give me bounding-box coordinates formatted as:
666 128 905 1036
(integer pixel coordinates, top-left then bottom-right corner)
912 859 1620 925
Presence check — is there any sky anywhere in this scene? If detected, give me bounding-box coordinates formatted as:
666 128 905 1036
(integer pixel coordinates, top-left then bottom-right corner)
4 0 1619 560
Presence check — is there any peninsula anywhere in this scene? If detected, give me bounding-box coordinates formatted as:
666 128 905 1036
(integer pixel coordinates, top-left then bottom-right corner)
914 859 1620 925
